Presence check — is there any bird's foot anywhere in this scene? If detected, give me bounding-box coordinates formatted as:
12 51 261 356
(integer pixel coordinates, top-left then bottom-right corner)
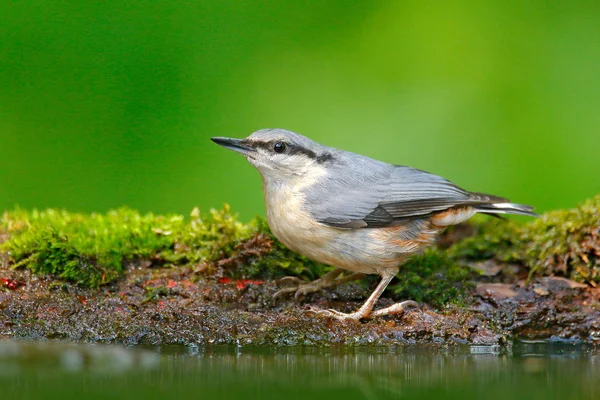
309 300 419 321
308 307 366 321
273 269 364 302
273 278 326 301
370 300 419 318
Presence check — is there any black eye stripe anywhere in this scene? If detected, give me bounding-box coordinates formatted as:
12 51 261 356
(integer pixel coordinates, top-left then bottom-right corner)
245 140 333 163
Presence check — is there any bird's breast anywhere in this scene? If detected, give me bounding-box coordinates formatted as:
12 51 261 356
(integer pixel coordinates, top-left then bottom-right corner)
263 182 336 254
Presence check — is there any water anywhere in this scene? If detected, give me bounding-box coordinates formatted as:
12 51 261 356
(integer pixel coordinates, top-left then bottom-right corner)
0 341 597 399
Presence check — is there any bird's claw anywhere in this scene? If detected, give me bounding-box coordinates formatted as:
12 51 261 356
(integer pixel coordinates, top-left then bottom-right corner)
273 269 364 303
370 300 419 317
276 276 306 286
273 286 297 301
294 285 321 301
273 276 327 302
273 277 309 300
307 307 364 321
307 300 419 321
273 282 316 301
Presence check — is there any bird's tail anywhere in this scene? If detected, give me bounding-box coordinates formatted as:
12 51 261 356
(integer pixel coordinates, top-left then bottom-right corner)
468 192 539 217
475 202 539 217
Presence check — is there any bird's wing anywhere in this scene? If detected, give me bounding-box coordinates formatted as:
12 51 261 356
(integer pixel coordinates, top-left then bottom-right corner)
306 163 506 229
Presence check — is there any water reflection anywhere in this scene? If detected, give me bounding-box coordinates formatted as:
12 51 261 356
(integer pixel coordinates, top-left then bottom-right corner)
0 341 160 376
0 341 597 400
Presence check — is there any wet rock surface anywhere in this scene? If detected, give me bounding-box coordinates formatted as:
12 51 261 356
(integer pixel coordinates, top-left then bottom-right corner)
1 261 598 347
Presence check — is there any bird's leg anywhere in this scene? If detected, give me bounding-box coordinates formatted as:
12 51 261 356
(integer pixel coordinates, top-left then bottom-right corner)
273 268 365 301
311 271 418 321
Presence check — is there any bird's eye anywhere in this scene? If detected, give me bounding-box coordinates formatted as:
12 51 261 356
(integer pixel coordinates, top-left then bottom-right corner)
273 141 286 153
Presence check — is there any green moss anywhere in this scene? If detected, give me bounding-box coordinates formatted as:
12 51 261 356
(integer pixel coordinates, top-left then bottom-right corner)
447 218 522 262
1 208 183 286
390 249 476 307
522 196 600 283
449 195 600 285
0 206 325 287
1 195 598 300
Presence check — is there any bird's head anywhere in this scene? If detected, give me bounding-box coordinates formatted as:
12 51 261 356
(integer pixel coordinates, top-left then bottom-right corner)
211 128 334 183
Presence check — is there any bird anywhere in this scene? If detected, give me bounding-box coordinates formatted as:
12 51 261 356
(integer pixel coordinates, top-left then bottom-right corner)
211 129 537 321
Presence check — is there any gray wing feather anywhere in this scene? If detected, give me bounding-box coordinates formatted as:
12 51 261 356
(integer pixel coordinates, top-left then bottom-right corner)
306 152 505 229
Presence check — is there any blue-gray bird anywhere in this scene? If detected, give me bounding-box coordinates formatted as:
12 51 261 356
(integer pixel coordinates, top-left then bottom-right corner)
211 129 537 321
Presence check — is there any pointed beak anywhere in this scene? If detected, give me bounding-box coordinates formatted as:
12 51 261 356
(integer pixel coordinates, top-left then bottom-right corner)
211 137 256 157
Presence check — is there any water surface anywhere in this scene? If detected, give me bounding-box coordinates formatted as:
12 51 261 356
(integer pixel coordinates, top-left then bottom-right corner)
0 341 597 399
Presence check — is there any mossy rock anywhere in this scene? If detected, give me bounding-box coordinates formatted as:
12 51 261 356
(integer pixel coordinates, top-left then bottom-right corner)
1 195 599 307
0 206 326 288
450 195 600 285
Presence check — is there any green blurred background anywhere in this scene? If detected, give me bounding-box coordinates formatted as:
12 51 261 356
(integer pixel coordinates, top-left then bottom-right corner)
1 1 599 221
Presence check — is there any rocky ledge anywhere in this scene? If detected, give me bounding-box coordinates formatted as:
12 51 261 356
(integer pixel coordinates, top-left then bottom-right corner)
1 197 599 347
